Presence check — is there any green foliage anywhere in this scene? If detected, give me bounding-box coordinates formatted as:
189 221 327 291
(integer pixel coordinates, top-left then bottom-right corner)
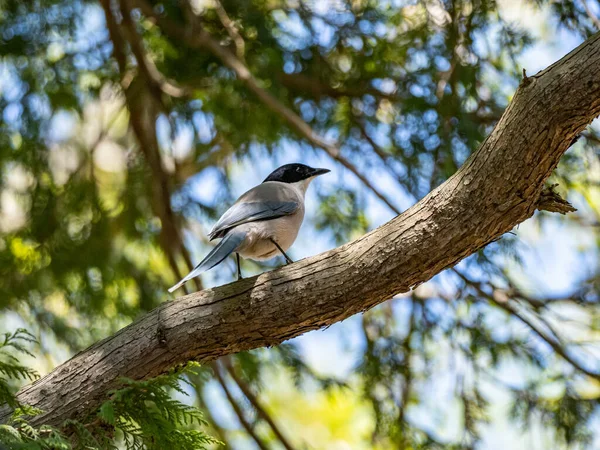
0 333 219 450
0 330 71 449
316 189 369 245
96 363 220 450
0 329 39 409
511 385 600 446
0 406 71 450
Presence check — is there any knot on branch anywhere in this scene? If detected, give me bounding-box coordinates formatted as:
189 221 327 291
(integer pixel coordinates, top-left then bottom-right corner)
536 184 576 214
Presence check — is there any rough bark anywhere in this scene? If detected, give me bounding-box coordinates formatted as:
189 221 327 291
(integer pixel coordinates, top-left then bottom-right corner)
2 33 600 428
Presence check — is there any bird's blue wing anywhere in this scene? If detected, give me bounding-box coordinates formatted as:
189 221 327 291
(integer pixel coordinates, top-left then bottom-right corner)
168 231 246 293
208 200 299 240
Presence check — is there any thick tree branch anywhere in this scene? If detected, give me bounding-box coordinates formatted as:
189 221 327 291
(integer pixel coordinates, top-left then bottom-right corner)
3 26 600 430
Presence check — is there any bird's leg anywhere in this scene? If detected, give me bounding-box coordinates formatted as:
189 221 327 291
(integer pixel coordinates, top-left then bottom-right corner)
269 238 294 264
236 253 243 280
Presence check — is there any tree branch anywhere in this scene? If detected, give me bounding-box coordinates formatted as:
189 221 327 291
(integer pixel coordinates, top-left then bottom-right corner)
277 72 395 101
131 0 403 215
110 0 202 291
213 0 246 62
119 0 189 97
211 362 270 450
3 21 600 429
355 119 409 190
453 269 600 381
222 356 297 450
398 299 416 447
536 183 577 214
583 0 600 30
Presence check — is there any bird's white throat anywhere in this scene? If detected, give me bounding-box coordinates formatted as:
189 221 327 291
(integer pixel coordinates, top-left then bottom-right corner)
290 177 316 197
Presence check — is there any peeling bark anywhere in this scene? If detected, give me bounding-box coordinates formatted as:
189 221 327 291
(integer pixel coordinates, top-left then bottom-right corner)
2 33 600 428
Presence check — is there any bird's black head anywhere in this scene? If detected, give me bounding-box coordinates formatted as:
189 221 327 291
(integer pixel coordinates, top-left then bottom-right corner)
263 163 330 184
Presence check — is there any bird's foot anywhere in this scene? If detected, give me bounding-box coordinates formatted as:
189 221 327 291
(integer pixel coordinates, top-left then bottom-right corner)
235 253 244 281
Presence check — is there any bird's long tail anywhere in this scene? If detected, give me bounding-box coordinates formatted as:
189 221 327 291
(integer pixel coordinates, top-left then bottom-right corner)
168 231 246 293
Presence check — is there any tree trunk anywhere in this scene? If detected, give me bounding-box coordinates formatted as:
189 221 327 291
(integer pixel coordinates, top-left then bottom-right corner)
2 33 600 428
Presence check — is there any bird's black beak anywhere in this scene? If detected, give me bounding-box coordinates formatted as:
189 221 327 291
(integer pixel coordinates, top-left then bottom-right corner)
311 168 331 177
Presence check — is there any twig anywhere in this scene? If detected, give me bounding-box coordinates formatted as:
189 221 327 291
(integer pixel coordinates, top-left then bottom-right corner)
213 0 245 62
521 68 533 87
119 0 189 97
100 0 128 81
211 361 270 450
278 72 395 101
453 268 600 381
355 119 409 190
581 130 600 146
188 372 231 446
583 0 600 30
398 299 416 448
222 356 297 450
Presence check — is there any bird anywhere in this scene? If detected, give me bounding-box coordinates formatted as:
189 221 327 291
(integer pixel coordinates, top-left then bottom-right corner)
168 163 330 293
